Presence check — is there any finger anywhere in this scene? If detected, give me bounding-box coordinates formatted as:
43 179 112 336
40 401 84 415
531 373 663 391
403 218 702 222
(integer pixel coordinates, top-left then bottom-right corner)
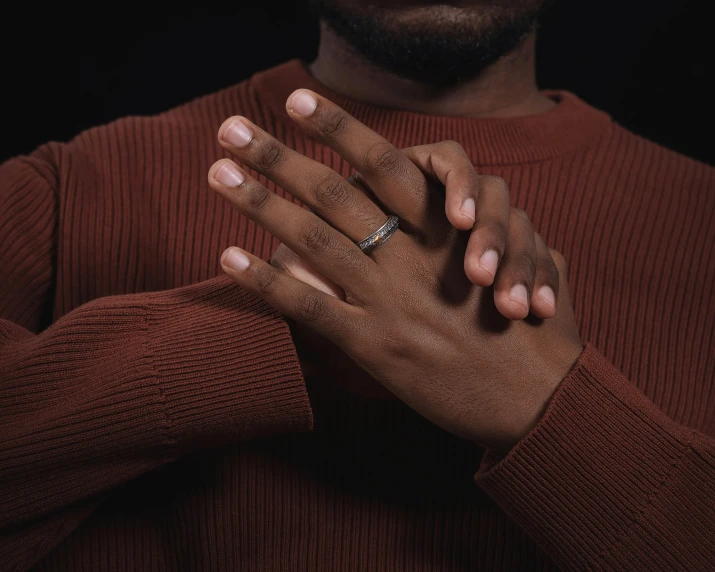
284 89 431 227
493 208 537 320
549 247 578 327
463 176 511 287
209 158 374 294
549 248 572 310
403 141 478 231
217 115 386 243
529 233 559 319
220 246 359 340
271 244 346 301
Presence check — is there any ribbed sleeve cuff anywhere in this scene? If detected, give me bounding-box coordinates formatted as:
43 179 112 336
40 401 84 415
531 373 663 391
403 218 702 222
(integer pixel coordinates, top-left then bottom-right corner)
474 343 708 570
146 275 313 451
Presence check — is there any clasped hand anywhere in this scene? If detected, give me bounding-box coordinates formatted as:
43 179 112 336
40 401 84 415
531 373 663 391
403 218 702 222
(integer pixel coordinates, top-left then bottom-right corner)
208 89 583 454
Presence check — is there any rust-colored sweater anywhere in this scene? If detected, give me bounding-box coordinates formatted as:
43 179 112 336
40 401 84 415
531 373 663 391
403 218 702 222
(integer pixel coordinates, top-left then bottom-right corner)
1 60 713 571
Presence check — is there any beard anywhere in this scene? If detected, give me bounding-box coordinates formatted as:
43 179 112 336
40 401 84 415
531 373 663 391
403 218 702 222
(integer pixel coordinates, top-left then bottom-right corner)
308 1 550 87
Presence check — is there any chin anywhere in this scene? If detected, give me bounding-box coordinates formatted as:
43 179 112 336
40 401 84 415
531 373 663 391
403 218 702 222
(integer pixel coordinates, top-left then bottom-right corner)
310 0 548 86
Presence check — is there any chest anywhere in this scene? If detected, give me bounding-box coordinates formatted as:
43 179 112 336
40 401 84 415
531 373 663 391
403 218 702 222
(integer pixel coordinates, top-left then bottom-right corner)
56 155 713 433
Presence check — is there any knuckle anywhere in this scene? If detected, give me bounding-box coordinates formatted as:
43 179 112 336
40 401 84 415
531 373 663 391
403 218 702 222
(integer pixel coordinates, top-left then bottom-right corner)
295 292 329 322
314 174 353 208
381 330 408 360
245 182 271 210
441 139 467 154
321 110 349 138
299 221 333 255
548 248 568 273
253 264 279 294
484 175 510 197
511 207 530 221
479 219 508 249
365 143 402 176
256 142 285 171
511 208 534 232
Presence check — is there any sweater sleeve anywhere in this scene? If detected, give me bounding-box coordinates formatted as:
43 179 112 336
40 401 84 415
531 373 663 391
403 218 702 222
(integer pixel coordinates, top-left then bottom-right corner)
474 343 715 571
0 153 313 569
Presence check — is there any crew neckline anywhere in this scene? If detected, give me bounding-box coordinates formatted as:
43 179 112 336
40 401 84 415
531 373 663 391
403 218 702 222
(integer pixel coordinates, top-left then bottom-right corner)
249 59 613 166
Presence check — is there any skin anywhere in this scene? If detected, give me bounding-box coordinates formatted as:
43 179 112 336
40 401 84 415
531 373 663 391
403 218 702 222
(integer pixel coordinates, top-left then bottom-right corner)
286 0 560 317
270 132 560 320
309 0 554 117
207 91 584 454
207 0 583 450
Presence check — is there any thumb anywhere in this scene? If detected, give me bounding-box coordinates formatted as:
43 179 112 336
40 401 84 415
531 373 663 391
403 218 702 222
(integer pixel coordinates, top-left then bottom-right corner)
271 243 346 300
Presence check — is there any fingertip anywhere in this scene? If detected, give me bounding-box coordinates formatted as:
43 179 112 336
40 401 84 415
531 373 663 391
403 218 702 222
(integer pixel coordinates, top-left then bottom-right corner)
449 213 475 231
465 257 495 287
217 115 241 137
497 299 530 320
446 197 475 230
531 285 557 318
286 89 318 117
208 159 230 186
207 160 222 185
460 197 476 224
530 300 557 319
495 286 530 320
221 247 251 272
211 161 245 188
218 116 253 147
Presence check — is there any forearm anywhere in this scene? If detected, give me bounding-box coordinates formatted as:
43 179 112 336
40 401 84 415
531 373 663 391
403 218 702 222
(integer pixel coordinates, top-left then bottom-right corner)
475 344 715 571
0 276 312 566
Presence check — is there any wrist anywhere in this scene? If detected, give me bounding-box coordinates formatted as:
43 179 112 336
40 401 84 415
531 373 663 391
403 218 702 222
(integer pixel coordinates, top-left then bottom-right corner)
499 341 584 454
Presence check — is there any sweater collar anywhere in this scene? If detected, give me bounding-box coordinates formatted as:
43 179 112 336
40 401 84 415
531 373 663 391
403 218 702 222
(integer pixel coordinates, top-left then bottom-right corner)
249 59 613 166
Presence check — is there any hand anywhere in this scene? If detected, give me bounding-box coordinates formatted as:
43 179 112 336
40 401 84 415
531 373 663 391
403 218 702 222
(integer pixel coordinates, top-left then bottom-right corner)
272 140 560 320
270 137 562 400
211 92 561 321
208 90 583 453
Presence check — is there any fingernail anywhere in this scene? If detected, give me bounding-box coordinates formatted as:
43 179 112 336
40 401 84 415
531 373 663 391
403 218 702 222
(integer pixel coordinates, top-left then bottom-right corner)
223 119 253 148
508 283 529 308
288 90 317 117
214 163 244 187
460 197 476 223
537 285 556 310
221 247 250 271
478 249 499 279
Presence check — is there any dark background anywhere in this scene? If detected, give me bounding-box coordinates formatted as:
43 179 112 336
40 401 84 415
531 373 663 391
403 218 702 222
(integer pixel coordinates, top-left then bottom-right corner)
1 1 712 164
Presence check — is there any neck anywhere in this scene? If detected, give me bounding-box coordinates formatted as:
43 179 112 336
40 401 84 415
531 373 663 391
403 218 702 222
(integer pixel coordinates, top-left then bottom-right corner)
309 23 554 119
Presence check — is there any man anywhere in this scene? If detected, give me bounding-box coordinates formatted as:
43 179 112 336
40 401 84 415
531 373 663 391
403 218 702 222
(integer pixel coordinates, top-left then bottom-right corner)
1 1 713 571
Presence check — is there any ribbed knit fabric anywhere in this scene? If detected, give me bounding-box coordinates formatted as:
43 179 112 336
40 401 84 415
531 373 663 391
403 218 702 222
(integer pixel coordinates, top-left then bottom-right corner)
1 59 713 571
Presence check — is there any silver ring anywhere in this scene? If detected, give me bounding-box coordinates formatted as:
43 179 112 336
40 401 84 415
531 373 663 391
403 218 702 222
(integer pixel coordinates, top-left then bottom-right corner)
357 215 399 254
